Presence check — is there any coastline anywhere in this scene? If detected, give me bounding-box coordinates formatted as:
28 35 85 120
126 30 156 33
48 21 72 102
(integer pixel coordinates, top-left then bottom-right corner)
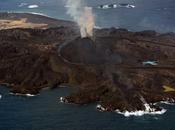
0 11 76 30
0 12 175 115
9 92 37 97
60 96 174 117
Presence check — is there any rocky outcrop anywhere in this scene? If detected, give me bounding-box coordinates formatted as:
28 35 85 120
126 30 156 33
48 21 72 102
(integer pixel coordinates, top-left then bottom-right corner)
0 13 175 112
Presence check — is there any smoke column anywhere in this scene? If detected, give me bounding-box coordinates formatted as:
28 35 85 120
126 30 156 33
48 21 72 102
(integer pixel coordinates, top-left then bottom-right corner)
65 0 95 38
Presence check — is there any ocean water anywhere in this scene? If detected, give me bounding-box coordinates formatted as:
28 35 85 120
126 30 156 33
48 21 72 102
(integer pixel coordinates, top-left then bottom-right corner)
1 86 175 130
0 0 175 32
1 0 175 130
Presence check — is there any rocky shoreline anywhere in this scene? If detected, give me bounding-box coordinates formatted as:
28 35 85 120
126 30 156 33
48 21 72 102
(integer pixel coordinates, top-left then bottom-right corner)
0 12 175 114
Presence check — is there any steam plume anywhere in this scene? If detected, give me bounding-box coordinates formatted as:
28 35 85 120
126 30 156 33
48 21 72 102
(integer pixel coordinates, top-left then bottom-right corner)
65 0 95 38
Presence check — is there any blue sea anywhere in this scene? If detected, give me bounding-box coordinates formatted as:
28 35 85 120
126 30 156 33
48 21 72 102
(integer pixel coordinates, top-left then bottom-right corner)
0 0 175 130
1 86 175 130
0 0 175 32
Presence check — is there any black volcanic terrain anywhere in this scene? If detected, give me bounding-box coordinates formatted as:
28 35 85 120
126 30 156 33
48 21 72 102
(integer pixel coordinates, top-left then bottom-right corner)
0 13 175 112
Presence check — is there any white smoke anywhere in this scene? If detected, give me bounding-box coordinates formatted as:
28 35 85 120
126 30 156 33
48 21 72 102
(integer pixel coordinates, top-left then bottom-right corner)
65 0 95 38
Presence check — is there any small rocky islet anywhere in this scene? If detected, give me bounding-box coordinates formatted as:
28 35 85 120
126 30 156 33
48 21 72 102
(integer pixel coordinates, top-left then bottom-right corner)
0 12 175 115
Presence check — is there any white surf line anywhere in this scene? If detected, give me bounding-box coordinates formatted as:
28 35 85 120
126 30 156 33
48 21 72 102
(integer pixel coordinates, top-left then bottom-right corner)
27 12 71 21
154 98 175 105
18 3 28 7
96 96 167 117
59 96 82 105
96 103 166 117
115 106 166 117
59 97 69 103
94 26 102 29
29 12 49 17
160 101 175 105
28 5 39 9
10 11 50 18
9 92 37 97
96 104 106 112
97 4 135 9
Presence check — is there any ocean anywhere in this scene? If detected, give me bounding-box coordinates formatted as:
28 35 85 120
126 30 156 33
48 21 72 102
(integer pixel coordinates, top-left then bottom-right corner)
1 86 175 130
0 0 175 32
0 0 175 130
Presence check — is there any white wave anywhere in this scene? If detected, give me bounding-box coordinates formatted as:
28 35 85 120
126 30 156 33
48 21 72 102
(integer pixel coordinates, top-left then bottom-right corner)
129 5 135 8
0 94 2 99
94 26 102 29
9 92 36 97
121 5 135 9
18 3 28 7
96 104 107 111
154 98 175 105
115 108 166 117
98 5 113 9
160 101 175 105
115 103 166 117
98 4 135 9
25 94 36 97
60 97 68 103
28 5 39 9
29 12 61 20
96 103 166 117
29 12 48 17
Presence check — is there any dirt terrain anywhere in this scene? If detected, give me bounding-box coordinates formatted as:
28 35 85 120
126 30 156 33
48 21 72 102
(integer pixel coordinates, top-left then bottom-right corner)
0 18 48 30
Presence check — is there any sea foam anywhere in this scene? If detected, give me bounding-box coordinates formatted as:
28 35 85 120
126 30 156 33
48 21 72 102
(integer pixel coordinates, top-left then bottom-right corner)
18 3 28 7
115 107 166 117
96 103 167 117
116 103 166 117
98 3 135 9
60 97 68 103
160 101 175 105
28 5 39 9
9 92 36 97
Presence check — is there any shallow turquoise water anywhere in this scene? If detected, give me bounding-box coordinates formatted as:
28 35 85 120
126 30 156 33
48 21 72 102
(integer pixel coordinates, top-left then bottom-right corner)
0 86 175 130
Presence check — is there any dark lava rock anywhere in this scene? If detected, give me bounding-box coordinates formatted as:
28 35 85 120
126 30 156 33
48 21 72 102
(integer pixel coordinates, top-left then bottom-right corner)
60 37 122 64
1 13 175 112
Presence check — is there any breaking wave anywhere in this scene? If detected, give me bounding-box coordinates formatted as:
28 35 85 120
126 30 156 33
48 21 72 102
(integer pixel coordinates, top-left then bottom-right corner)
115 104 167 117
28 5 39 9
18 3 28 7
9 92 36 97
96 104 166 117
98 3 135 9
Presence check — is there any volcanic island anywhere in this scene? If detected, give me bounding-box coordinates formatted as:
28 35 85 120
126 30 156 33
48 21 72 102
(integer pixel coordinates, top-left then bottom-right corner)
0 12 175 116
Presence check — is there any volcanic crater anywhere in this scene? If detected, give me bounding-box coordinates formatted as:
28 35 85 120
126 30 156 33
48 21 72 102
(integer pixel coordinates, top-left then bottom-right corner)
59 37 122 65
